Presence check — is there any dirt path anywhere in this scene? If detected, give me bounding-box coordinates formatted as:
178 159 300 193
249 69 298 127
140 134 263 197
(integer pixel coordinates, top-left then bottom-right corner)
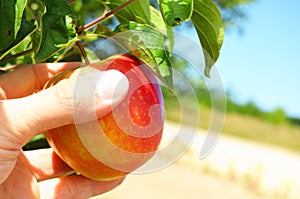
99 162 264 199
93 121 300 199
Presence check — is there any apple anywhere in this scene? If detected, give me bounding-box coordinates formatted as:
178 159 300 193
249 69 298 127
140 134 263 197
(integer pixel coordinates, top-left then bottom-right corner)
44 54 164 181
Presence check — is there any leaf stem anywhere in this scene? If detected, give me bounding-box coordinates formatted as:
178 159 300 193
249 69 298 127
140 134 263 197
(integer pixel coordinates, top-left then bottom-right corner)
78 0 136 33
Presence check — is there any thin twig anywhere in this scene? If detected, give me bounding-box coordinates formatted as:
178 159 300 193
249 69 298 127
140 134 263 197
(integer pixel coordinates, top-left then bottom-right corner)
76 41 90 65
1 48 36 62
78 0 136 33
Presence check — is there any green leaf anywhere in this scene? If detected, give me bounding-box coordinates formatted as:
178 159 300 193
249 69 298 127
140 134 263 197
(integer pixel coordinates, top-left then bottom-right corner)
35 0 78 62
159 0 193 26
41 0 76 16
0 0 27 51
23 134 49 150
12 36 33 64
0 20 36 61
103 1 174 49
191 0 224 77
115 22 173 89
150 6 174 51
14 0 27 37
103 0 151 24
92 24 115 37
35 15 78 62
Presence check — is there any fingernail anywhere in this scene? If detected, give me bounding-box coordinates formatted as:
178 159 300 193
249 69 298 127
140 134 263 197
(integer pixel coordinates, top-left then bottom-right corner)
95 69 129 103
70 68 129 123
74 67 129 103
71 67 129 102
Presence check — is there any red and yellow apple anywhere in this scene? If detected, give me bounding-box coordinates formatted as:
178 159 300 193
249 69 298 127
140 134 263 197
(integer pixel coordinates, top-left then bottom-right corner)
44 54 164 181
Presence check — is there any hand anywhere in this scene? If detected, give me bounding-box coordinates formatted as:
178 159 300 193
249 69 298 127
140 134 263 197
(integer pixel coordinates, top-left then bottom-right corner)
0 63 128 198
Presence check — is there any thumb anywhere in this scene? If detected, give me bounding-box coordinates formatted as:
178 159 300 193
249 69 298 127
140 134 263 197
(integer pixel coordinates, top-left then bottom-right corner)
1 68 129 147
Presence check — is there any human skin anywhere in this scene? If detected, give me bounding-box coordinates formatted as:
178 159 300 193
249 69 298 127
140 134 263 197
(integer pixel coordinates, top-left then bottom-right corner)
0 63 127 198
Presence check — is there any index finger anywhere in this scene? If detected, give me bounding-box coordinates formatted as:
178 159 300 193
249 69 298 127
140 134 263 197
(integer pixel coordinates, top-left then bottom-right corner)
0 62 82 99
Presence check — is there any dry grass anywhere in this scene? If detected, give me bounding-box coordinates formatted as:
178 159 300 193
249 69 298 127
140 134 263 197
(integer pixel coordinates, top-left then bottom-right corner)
221 112 300 153
167 107 300 153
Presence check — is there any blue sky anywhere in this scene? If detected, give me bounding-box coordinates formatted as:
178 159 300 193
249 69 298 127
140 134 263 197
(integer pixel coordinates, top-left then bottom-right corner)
183 0 300 118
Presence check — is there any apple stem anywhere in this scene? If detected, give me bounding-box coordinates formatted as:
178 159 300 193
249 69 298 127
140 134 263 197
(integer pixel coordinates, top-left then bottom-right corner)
78 0 136 33
76 41 90 65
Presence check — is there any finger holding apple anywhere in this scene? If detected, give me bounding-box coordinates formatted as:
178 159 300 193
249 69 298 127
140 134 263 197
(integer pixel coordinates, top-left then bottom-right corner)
44 54 165 181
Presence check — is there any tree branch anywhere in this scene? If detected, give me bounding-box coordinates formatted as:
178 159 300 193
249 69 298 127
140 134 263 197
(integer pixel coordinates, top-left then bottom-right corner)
78 0 136 33
76 41 90 65
1 48 36 63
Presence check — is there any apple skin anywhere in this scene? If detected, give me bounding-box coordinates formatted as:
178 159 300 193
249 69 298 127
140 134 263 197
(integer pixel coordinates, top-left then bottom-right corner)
44 54 164 181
